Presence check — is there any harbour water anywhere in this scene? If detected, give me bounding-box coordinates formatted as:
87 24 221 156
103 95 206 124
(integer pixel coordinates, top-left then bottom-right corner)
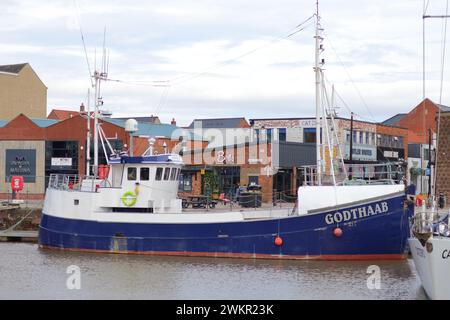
0 243 427 300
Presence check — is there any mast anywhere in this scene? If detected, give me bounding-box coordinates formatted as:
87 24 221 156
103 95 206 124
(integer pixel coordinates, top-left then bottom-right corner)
314 0 324 185
86 88 91 176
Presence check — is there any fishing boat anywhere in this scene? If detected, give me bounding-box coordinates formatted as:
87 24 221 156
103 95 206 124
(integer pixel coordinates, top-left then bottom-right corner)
38 2 414 260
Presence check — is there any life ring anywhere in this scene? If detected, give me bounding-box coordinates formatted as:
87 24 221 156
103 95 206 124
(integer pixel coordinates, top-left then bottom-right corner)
121 191 137 207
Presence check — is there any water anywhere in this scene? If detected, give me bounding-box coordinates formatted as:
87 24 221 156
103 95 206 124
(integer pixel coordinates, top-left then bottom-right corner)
0 243 427 300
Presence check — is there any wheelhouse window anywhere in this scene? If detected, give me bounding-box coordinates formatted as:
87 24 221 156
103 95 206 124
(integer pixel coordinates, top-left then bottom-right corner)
140 168 150 181
163 168 170 180
127 167 137 181
155 167 163 181
170 168 177 180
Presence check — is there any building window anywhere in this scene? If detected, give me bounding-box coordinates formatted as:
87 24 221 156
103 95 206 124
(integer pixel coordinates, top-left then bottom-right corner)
178 173 193 192
399 137 404 148
163 168 170 180
170 168 177 180
359 132 363 144
353 131 357 144
372 133 376 145
127 167 137 181
254 129 260 143
140 168 149 181
248 176 259 186
155 168 163 181
365 132 369 145
266 128 273 141
279 128 287 142
303 128 316 143
346 131 351 143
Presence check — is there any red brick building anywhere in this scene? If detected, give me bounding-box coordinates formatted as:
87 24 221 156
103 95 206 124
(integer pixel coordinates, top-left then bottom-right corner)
383 98 449 144
435 112 450 199
0 113 204 199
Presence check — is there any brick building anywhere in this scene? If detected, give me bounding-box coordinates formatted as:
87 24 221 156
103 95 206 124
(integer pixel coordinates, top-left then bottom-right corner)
383 98 449 144
0 112 204 199
179 141 316 203
435 112 450 199
0 63 47 120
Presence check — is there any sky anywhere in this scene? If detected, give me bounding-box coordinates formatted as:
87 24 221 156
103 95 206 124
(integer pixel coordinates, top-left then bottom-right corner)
1 0 450 126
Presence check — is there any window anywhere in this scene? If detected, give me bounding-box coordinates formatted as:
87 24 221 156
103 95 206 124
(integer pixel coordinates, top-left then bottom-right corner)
170 168 177 180
362 149 372 156
279 128 287 142
303 128 316 143
365 132 369 145
163 168 170 180
352 131 357 144
254 129 260 142
155 168 163 181
266 128 273 141
140 168 149 181
248 176 259 185
359 132 363 144
178 173 192 192
346 131 351 143
127 167 137 181
372 133 376 145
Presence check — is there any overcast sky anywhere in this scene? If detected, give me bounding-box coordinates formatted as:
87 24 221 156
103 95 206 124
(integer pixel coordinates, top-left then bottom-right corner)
1 0 449 126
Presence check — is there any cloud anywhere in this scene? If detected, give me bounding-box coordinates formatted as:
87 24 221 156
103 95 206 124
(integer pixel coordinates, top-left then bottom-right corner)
1 0 447 127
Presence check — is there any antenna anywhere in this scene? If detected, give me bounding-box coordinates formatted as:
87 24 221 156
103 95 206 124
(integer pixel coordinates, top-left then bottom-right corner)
92 28 111 176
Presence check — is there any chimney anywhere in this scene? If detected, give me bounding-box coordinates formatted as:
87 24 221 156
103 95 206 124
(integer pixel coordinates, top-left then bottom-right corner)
80 103 85 113
171 118 177 126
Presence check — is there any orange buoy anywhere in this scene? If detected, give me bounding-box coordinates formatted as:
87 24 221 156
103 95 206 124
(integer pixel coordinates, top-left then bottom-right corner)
274 236 283 246
333 227 343 237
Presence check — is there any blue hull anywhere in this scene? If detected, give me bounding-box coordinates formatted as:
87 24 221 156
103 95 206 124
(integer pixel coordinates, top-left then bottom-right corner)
38 194 413 260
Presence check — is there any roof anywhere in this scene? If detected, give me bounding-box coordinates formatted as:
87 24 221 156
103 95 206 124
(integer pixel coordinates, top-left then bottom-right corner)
30 118 59 128
113 116 161 124
382 113 407 126
188 117 249 129
47 109 81 121
104 118 202 141
437 104 450 112
0 63 28 74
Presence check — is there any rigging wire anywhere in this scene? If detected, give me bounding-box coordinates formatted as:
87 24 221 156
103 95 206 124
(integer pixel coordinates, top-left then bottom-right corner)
434 0 449 197
168 15 315 86
73 0 94 88
323 31 376 122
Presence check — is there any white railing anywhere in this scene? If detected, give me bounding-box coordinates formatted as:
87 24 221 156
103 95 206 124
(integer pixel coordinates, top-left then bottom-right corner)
48 174 102 192
301 162 406 186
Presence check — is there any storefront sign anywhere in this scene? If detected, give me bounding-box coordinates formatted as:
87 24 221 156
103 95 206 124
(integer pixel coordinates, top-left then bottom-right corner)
51 157 72 166
5 149 36 183
383 151 399 159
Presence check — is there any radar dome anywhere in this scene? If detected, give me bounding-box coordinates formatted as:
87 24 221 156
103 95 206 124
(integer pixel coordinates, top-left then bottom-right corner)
125 119 138 133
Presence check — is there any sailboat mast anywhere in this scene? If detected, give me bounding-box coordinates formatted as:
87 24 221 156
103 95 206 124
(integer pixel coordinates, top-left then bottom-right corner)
315 0 323 185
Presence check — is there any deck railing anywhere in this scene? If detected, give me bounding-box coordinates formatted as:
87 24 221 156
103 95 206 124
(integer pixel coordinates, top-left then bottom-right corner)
48 174 101 192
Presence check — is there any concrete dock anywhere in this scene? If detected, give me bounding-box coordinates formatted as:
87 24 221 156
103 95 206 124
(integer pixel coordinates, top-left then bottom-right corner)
0 230 38 242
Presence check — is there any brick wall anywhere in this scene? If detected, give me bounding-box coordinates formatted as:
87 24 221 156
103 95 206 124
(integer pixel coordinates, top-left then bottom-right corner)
397 98 439 144
436 112 450 199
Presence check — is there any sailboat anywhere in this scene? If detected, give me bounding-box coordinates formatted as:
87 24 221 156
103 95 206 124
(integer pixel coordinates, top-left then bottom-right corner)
38 2 414 260
408 5 450 300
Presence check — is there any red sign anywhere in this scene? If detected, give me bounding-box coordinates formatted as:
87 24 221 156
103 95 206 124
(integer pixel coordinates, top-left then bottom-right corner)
11 176 24 192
